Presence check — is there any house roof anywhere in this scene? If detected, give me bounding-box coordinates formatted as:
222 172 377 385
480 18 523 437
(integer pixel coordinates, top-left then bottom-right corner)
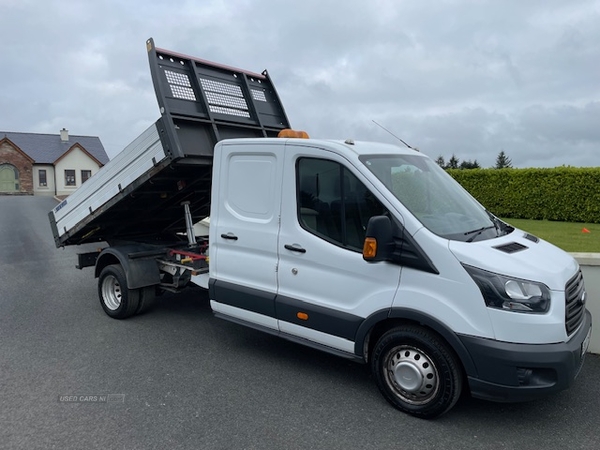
0 131 109 165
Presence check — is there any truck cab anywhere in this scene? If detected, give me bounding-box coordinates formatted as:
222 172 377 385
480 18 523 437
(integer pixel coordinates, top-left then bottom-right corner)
209 136 592 418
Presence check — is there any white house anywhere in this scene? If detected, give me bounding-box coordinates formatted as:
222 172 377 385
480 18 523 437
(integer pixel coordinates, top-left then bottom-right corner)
0 128 109 197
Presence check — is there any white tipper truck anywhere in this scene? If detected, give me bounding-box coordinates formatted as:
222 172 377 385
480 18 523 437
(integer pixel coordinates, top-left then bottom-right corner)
49 39 592 419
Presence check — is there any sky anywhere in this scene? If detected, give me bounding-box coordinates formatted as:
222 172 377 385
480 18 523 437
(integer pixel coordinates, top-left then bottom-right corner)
1 0 599 168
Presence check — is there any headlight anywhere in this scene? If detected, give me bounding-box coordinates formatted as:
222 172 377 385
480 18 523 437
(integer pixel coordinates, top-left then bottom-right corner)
463 264 551 313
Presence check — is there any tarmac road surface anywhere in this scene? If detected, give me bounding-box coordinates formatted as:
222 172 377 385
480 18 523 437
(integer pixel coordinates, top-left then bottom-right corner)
1 195 598 450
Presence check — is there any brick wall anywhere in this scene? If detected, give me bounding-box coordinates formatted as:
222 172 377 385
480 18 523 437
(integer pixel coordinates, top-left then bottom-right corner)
0 140 34 194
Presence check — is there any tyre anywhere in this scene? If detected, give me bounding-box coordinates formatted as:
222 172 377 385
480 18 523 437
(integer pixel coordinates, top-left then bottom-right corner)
135 286 157 315
98 264 140 319
371 325 463 419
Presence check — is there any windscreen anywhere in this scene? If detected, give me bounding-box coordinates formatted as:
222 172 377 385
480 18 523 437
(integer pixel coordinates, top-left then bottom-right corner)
360 154 498 242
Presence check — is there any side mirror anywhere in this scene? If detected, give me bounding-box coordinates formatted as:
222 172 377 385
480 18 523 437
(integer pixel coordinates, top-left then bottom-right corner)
363 215 395 262
364 215 439 274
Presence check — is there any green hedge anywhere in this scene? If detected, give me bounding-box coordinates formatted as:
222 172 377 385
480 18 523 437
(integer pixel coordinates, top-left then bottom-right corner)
447 167 600 223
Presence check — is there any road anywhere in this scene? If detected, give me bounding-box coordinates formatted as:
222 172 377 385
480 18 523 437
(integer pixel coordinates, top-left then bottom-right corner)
1 195 598 450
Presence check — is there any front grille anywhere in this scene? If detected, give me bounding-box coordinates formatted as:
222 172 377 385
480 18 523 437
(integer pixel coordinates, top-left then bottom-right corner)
565 270 585 335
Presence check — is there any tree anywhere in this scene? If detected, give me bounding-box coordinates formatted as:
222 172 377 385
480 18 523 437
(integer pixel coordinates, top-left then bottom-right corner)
495 151 513 169
436 155 480 170
460 159 480 169
446 154 460 169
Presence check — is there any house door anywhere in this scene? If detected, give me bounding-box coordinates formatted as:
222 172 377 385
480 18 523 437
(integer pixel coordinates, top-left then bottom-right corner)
0 165 18 192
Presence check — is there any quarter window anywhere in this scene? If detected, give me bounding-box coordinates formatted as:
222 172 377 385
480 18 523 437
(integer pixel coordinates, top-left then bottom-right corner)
297 158 387 250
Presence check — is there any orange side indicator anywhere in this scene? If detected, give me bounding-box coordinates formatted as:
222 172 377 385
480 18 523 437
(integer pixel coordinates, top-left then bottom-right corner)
278 129 310 139
363 237 377 259
297 312 309 321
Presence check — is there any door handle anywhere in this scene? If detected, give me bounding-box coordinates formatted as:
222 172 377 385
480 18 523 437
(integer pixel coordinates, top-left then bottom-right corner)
284 244 306 253
220 233 238 240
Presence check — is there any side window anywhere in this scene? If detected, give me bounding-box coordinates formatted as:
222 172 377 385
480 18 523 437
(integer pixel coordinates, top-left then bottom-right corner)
297 158 387 250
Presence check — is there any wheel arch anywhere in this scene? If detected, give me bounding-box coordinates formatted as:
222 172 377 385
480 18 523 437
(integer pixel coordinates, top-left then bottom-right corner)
354 308 477 378
95 246 161 290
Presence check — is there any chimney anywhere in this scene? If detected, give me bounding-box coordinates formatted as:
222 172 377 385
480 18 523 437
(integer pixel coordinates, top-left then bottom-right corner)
60 128 69 142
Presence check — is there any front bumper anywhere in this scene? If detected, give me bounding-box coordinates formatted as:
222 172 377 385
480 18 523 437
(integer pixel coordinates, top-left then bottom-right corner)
459 309 592 402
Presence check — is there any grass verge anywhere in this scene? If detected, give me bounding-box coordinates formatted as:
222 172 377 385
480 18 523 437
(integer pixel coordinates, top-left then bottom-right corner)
501 218 600 253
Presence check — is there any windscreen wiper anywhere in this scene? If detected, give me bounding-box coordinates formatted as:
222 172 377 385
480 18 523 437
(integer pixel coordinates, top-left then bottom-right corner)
464 226 496 243
485 211 513 236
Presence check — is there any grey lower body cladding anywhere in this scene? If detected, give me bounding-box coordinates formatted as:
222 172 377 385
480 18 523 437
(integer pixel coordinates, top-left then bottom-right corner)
210 277 593 405
461 310 592 402
208 278 363 341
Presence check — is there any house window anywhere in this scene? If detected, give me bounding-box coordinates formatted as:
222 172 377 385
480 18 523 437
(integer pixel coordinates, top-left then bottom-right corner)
81 170 92 183
39 169 47 187
65 169 76 187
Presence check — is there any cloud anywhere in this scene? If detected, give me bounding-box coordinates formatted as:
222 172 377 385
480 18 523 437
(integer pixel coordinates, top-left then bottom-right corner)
1 0 599 167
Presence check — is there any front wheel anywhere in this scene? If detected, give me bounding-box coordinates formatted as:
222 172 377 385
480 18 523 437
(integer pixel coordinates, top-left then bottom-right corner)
371 325 463 419
98 264 140 319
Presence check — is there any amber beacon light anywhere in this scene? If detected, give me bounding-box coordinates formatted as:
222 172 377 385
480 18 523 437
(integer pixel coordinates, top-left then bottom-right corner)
277 129 310 139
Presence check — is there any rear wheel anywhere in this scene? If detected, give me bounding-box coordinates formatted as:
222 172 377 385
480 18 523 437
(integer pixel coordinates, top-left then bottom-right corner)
371 325 462 419
98 264 139 319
